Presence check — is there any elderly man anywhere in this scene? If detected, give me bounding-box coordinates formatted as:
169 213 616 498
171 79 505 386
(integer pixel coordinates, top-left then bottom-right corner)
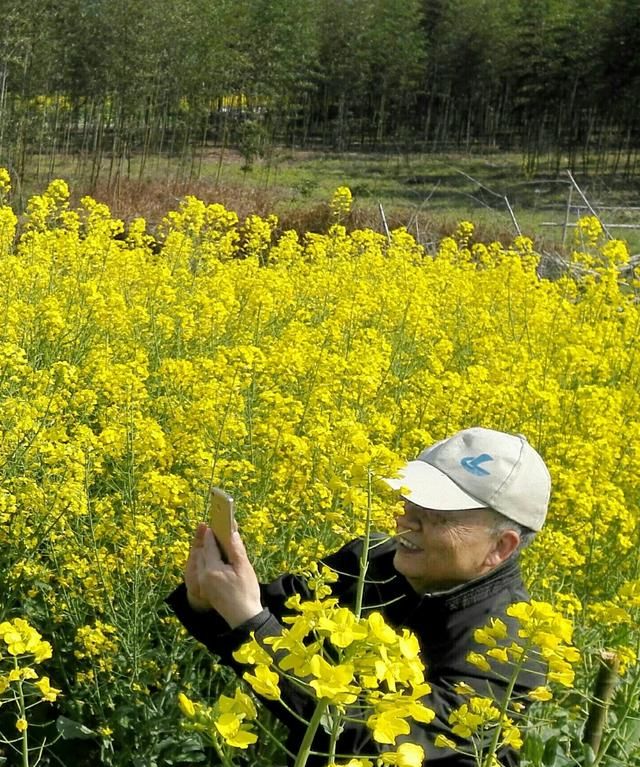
166 427 551 766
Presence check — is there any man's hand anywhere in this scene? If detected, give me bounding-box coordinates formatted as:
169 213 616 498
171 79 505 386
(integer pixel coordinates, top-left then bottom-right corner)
184 523 263 629
184 523 211 612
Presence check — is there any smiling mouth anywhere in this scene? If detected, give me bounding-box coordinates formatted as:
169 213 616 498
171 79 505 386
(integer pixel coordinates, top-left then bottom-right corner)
396 537 422 552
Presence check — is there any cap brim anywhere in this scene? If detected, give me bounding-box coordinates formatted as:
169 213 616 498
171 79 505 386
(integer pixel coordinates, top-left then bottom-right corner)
383 461 487 511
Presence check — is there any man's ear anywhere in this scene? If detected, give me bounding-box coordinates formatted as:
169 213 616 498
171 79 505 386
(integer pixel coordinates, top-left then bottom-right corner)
486 529 520 567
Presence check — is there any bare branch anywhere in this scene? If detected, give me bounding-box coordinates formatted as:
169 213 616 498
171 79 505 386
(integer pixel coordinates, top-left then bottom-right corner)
565 170 613 240
378 202 391 244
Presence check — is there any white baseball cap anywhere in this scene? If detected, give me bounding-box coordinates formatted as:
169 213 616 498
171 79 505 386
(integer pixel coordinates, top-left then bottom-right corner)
384 427 551 531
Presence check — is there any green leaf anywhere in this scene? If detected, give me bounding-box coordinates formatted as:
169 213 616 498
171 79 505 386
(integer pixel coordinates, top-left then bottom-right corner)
522 732 545 762
542 736 559 765
320 709 344 738
156 735 207 764
582 743 596 766
56 716 96 740
617 716 640 749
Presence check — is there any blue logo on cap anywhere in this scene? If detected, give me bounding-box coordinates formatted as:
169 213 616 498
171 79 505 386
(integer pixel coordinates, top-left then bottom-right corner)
460 454 493 476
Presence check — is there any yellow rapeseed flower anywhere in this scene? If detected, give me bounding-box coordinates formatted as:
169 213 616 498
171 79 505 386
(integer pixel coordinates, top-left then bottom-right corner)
317 607 369 648
466 652 491 672
177 692 196 718
330 187 353 220
308 656 358 704
214 711 258 748
378 742 425 767
16 718 28 732
367 708 411 744
34 676 61 702
232 634 273 666
242 664 281 701
434 733 457 749
0 167 11 195
528 686 553 702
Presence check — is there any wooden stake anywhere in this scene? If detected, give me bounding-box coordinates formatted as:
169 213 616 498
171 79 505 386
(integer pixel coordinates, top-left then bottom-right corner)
562 184 573 248
583 650 620 756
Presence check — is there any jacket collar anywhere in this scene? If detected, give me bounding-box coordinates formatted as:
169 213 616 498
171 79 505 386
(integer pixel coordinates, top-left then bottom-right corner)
412 555 523 611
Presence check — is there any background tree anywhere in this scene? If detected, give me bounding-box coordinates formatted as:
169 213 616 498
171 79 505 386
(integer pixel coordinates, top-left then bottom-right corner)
0 0 638 190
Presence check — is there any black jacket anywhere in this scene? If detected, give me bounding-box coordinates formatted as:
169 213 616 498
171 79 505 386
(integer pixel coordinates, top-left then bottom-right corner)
166 536 540 766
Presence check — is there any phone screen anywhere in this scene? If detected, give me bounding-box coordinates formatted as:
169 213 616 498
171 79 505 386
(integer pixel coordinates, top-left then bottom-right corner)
209 487 235 561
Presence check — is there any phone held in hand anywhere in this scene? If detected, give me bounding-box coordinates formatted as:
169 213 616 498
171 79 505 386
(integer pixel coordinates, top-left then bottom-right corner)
209 487 235 562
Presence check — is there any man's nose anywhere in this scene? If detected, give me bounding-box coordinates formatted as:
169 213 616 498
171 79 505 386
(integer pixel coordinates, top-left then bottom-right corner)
396 509 421 529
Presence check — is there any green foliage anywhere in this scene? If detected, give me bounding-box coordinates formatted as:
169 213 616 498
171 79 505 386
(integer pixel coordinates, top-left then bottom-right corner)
0 0 639 194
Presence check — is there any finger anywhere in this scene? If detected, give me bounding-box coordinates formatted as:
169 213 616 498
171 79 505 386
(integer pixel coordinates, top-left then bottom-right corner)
226 530 252 569
202 527 225 567
192 523 207 548
195 548 209 593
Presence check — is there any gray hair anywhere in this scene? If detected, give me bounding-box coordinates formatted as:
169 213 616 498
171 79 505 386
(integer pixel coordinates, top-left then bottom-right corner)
488 509 536 555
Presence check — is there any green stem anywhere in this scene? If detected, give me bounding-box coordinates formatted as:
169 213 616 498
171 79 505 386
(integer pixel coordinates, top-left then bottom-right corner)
327 706 341 764
354 469 373 619
210 732 235 767
293 698 329 767
252 715 296 760
15 659 29 767
481 645 530 767
292 468 374 767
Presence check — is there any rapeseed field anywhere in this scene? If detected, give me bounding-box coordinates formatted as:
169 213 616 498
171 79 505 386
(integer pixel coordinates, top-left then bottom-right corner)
0 172 638 765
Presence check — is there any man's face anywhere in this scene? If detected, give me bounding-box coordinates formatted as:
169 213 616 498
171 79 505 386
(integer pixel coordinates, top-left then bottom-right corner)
393 500 506 594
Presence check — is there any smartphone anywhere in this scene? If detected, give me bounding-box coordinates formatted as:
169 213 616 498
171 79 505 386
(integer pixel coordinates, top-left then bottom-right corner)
209 487 235 561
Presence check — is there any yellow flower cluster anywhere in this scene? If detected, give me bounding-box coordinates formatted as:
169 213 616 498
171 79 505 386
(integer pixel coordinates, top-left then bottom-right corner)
586 578 640 674
470 602 580 694
328 742 425 767
178 687 258 748
233 588 435 746
506 601 579 688
590 580 640 621
0 167 16 254
74 621 120 682
0 167 11 199
437 602 580 761
574 215 603 247
0 618 52 663
445 696 522 748
0 618 60 737
330 186 353 220
0 171 639 755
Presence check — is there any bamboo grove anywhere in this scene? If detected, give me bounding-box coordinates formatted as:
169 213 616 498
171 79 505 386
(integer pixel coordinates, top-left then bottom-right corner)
1 0 639 189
